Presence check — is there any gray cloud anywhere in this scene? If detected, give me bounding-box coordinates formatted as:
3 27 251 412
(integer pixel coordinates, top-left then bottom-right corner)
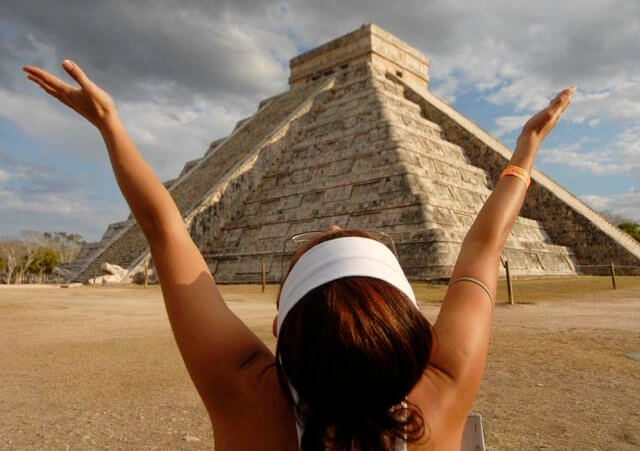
540 127 640 175
3 1 639 113
493 115 529 138
0 149 79 197
0 148 127 239
0 187 127 240
582 189 640 223
2 0 640 238
1 1 291 111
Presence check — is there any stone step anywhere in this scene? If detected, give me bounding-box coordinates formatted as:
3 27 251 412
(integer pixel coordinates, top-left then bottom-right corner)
100 219 134 242
296 107 388 142
265 123 486 186
296 91 443 142
227 187 549 241
162 178 177 189
267 145 490 198
395 137 475 171
206 223 576 283
258 91 288 110
250 153 493 209
383 100 447 135
210 221 571 261
378 87 427 117
179 157 204 177
233 116 253 131
167 80 322 214
300 88 378 123
65 242 104 274
248 163 417 205
205 137 227 157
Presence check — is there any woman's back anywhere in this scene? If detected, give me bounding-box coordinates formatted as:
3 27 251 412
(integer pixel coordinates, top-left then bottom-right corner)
205 362 469 450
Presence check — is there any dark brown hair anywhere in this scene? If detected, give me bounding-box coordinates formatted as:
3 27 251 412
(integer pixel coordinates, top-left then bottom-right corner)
276 229 433 450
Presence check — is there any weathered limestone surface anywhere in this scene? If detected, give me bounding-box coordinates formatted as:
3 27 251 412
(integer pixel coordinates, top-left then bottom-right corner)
290 24 429 93
206 63 578 282
69 23 640 283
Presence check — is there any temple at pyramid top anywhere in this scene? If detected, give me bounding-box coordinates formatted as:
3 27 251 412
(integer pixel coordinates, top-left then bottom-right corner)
289 24 430 92
65 24 640 284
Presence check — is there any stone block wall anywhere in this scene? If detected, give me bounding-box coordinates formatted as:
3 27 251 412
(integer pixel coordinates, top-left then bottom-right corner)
289 24 429 93
72 60 602 284
204 62 578 282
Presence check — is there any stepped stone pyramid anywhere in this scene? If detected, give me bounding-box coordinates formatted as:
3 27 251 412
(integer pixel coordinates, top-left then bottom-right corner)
69 24 640 283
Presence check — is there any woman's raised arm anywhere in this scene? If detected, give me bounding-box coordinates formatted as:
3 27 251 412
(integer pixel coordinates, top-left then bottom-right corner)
427 87 575 412
23 60 274 417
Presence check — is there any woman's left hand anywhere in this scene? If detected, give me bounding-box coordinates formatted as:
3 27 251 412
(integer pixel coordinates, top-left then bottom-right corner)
518 86 576 146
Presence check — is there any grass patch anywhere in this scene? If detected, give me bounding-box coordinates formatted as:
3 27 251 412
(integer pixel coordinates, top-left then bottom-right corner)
77 276 638 306
411 276 640 304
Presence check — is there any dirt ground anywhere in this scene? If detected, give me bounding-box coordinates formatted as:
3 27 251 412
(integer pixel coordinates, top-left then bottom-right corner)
0 278 639 450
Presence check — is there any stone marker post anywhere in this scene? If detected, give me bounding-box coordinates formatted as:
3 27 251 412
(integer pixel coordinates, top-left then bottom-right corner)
505 260 514 305
610 262 616 290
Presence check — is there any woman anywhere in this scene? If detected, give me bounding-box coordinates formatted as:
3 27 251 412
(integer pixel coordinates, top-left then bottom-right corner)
24 60 574 450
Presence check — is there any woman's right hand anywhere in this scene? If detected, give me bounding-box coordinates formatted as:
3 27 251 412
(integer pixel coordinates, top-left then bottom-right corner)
23 59 117 130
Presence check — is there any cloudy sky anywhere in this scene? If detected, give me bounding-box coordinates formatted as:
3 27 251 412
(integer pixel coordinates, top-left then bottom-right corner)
1 0 639 241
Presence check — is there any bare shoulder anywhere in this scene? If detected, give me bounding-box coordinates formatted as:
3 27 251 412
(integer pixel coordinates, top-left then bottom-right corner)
406 366 469 450
206 361 299 450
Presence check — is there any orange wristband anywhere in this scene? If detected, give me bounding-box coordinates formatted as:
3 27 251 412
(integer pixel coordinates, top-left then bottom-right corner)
500 165 531 188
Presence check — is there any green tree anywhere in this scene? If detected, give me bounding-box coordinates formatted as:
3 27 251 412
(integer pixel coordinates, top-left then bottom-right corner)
26 247 60 283
28 248 60 274
618 221 640 242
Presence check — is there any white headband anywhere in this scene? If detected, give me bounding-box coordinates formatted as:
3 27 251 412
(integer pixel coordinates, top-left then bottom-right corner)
277 236 417 334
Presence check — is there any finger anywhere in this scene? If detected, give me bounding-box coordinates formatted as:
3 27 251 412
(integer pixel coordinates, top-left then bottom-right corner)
26 73 56 93
23 66 75 95
549 89 575 119
26 72 57 90
559 89 574 103
33 79 75 109
550 87 575 110
26 75 75 109
27 74 65 100
559 86 576 101
559 87 575 106
62 59 95 92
